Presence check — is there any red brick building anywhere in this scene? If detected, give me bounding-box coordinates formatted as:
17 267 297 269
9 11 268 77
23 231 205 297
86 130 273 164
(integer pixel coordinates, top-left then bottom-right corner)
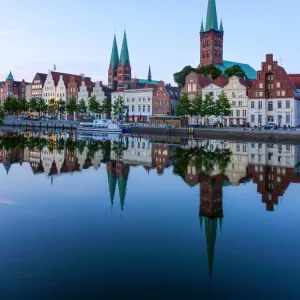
0 71 29 105
152 81 180 116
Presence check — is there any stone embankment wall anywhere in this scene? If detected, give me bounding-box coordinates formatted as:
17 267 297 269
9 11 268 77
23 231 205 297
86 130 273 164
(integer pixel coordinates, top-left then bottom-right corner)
131 126 300 143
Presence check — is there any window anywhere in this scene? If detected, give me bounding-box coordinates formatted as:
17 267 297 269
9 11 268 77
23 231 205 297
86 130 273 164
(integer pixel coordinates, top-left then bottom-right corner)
251 143 255 148
276 91 281 96
258 143 262 148
232 92 237 98
238 101 243 106
278 101 282 108
268 65 272 70
282 91 286 96
259 92 263 97
268 83 273 89
236 144 240 152
192 84 197 92
236 110 240 117
286 115 290 123
268 101 273 111
132 98 135 102
148 97 150 101
251 115 255 123
258 101 262 109
232 101 236 106
143 106 145 112
148 105 150 112
286 100 290 108
259 83 263 89
127 98 129 102
188 84 191 92
276 82 281 88
243 110 246 117
286 145 291 151
251 101 255 109
131 106 134 112
255 92 259 98
243 145 247 152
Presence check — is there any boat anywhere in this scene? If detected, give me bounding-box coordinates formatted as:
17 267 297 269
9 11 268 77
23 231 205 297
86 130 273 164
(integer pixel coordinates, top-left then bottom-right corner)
77 132 120 142
77 119 122 133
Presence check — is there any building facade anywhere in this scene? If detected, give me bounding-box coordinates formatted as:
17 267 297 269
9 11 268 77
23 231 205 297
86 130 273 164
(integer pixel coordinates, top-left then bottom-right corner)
31 73 47 99
111 88 154 122
152 81 180 116
224 76 251 126
248 54 300 128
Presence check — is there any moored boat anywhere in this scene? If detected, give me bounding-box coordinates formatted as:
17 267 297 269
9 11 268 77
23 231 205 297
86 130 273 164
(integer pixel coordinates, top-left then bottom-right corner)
77 119 122 133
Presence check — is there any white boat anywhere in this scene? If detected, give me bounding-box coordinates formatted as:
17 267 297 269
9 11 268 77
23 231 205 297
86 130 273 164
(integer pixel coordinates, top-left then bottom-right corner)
77 119 122 133
77 132 120 141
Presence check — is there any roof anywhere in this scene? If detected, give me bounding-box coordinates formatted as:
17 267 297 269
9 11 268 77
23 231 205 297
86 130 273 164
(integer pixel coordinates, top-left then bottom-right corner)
289 74 300 100
138 79 159 85
165 85 180 100
205 0 219 32
238 77 253 88
212 75 229 87
50 71 92 87
7 71 14 81
109 34 119 70
214 60 257 80
33 73 47 85
120 31 130 67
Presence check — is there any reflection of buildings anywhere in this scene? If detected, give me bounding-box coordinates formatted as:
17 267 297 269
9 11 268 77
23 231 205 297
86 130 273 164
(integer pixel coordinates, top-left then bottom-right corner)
151 144 174 175
0 148 24 175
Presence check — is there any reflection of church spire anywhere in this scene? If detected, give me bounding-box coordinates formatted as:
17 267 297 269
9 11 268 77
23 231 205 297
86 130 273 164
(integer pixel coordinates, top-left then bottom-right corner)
118 173 128 211
108 169 117 208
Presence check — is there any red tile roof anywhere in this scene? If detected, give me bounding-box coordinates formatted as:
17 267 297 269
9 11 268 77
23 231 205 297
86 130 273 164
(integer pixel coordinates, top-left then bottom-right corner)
212 75 229 87
289 74 300 89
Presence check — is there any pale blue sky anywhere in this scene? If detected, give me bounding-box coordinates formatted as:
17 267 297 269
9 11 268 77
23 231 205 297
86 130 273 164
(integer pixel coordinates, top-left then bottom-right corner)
0 0 299 85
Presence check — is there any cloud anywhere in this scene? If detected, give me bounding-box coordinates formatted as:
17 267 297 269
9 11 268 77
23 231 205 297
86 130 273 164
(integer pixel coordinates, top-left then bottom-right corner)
0 29 24 36
0 199 16 205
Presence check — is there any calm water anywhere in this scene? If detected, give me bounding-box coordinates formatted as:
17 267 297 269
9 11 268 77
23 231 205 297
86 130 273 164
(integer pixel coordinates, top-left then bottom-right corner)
0 131 300 299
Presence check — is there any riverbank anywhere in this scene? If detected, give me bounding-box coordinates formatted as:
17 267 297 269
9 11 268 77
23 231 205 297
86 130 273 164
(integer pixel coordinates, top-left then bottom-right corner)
131 126 300 143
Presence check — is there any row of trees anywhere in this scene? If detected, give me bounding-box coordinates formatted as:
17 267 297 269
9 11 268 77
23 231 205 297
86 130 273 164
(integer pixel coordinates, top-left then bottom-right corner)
3 96 112 120
173 64 247 88
176 91 232 124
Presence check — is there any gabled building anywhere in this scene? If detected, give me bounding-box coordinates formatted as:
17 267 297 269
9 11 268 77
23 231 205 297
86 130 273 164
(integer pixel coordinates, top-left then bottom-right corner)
199 0 256 79
248 54 300 128
31 73 47 99
152 81 180 116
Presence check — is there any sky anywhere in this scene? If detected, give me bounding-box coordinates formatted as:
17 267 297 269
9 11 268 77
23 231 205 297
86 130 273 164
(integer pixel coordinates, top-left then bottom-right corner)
0 0 299 85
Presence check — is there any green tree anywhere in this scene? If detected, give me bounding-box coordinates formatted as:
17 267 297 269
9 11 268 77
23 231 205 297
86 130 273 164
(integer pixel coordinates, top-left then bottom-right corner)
223 65 247 79
0 108 5 124
19 99 29 114
3 97 13 113
102 97 112 119
202 93 216 125
215 91 232 125
48 98 57 116
112 95 126 120
37 98 47 117
57 99 66 120
191 93 203 124
197 64 222 79
29 98 38 112
66 97 78 120
88 96 100 116
173 65 195 88
78 99 87 114
11 98 20 115
176 93 192 117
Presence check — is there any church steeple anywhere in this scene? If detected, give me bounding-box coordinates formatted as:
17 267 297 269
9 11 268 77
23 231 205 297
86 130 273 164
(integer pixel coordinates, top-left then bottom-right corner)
117 30 132 88
200 20 204 33
148 65 152 82
205 0 219 32
220 19 224 32
120 30 130 67
108 33 119 87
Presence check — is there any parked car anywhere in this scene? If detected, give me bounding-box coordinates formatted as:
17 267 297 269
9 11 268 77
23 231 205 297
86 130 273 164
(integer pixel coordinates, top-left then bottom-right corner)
262 122 278 129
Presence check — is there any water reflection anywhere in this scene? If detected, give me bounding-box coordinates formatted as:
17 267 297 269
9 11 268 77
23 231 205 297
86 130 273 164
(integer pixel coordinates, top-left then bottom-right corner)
1 131 300 213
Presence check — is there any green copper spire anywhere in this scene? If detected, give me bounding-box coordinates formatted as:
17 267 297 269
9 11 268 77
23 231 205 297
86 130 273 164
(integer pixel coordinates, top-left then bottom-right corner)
205 0 219 32
148 65 152 82
7 71 14 81
220 19 224 32
118 173 128 211
200 20 204 33
120 30 130 67
109 34 119 69
108 169 117 207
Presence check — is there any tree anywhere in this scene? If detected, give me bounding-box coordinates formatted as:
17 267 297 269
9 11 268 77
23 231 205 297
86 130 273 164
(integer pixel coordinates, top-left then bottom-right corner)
0 108 5 125
198 64 222 79
29 98 38 113
102 97 112 119
48 98 57 116
223 65 247 79
78 99 87 115
57 99 66 120
66 97 77 120
112 95 126 120
19 99 29 114
3 97 13 113
37 98 47 117
202 93 216 125
173 66 195 88
191 93 203 124
215 91 232 125
176 93 192 117
89 96 100 115
11 98 20 115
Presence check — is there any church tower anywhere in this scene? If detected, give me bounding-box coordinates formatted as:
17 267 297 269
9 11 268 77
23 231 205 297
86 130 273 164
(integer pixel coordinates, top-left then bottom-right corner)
200 0 224 67
108 34 119 88
117 30 131 88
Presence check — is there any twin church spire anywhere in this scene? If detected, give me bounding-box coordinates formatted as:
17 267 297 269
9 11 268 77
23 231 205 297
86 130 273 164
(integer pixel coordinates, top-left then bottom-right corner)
200 0 223 33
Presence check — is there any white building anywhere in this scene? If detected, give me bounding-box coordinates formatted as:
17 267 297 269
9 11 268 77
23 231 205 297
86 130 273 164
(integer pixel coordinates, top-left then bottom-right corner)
77 81 90 105
111 88 154 122
91 81 105 105
224 76 251 126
